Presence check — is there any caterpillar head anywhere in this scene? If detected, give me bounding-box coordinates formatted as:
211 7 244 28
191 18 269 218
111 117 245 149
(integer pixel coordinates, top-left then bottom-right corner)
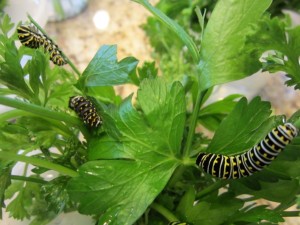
68 96 82 110
285 123 298 137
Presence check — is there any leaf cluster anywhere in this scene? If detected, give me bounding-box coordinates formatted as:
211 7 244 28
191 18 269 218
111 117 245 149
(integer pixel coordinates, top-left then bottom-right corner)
1 0 300 225
0 15 87 223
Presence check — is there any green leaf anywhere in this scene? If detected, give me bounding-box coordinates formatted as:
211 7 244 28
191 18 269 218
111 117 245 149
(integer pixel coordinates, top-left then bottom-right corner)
133 0 199 63
198 114 226 132
0 14 14 37
288 109 300 125
175 187 195 220
231 178 300 203
206 97 279 155
5 179 59 223
87 86 121 104
26 50 48 98
198 94 242 131
41 176 73 214
137 79 186 154
0 164 11 218
76 45 139 90
186 192 244 225
250 17 300 89
0 43 34 100
88 135 133 160
198 0 272 91
68 78 186 224
68 160 177 225
230 205 284 223
137 61 158 81
268 137 300 178
0 123 34 152
5 182 30 220
199 94 242 117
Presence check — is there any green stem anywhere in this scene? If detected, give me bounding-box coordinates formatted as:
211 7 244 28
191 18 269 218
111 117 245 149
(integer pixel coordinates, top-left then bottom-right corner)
195 7 206 41
151 202 178 222
0 109 73 137
0 109 28 122
132 0 200 63
167 165 186 188
281 211 300 217
0 96 76 124
183 157 197 166
0 151 78 177
183 89 207 158
64 55 81 77
27 14 81 77
196 180 229 199
52 0 65 19
0 96 90 139
11 175 48 184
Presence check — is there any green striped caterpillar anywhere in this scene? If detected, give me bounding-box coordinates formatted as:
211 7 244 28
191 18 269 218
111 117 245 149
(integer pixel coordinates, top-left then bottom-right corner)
196 123 298 179
17 25 67 66
69 96 102 128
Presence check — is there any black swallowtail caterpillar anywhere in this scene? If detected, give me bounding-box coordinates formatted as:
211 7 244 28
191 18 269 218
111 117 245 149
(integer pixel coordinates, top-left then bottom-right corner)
196 123 298 179
17 25 67 66
168 222 188 225
69 96 102 128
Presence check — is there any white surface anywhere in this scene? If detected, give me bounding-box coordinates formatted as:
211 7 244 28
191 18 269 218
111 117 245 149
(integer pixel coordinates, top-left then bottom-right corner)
2 211 94 225
4 0 48 27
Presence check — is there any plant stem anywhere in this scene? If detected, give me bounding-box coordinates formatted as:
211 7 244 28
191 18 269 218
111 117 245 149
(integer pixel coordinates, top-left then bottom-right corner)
27 14 81 77
195 7 206 41
281 211 300 217
183 157 197 166
196 180 229 199
11 175 48 184
132 0 200 63
0 109 29 122
151 202 178 222
0 96 76 124
0 151 78 177
0 109 73 136
0 96 90 139
183 89 207 158
167 165 186 188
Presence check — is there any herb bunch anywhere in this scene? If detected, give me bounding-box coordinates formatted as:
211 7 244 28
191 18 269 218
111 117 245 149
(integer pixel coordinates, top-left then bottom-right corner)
1 0 300 225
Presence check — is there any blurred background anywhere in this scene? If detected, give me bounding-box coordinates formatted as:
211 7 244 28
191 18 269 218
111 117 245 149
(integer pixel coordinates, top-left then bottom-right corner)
2 0 300 224
3 0 300 114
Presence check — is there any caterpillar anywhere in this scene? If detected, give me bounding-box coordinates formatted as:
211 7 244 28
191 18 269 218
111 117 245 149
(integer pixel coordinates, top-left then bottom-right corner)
168 222 188 225
196 123 298 179
17 25 67 66
69 96 102 128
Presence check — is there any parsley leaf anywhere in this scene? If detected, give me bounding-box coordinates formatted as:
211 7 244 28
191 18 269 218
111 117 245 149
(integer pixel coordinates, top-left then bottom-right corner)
207 97 281 155
247 16 300 89
198 0 272 91
68 78 186 224
76 45 139 90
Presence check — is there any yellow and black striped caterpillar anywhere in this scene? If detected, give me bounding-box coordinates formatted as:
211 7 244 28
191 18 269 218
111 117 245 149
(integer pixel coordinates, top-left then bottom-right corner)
17 25 67 66
69 96 102 128
196 123 298 179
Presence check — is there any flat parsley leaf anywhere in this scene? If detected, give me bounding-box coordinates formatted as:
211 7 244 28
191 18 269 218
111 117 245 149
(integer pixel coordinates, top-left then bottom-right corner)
68 78 186 224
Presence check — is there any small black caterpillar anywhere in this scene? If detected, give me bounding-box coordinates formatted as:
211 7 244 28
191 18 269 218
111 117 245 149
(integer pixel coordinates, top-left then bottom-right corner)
196 123 298 179
69 96 102 128
17 25 67 66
